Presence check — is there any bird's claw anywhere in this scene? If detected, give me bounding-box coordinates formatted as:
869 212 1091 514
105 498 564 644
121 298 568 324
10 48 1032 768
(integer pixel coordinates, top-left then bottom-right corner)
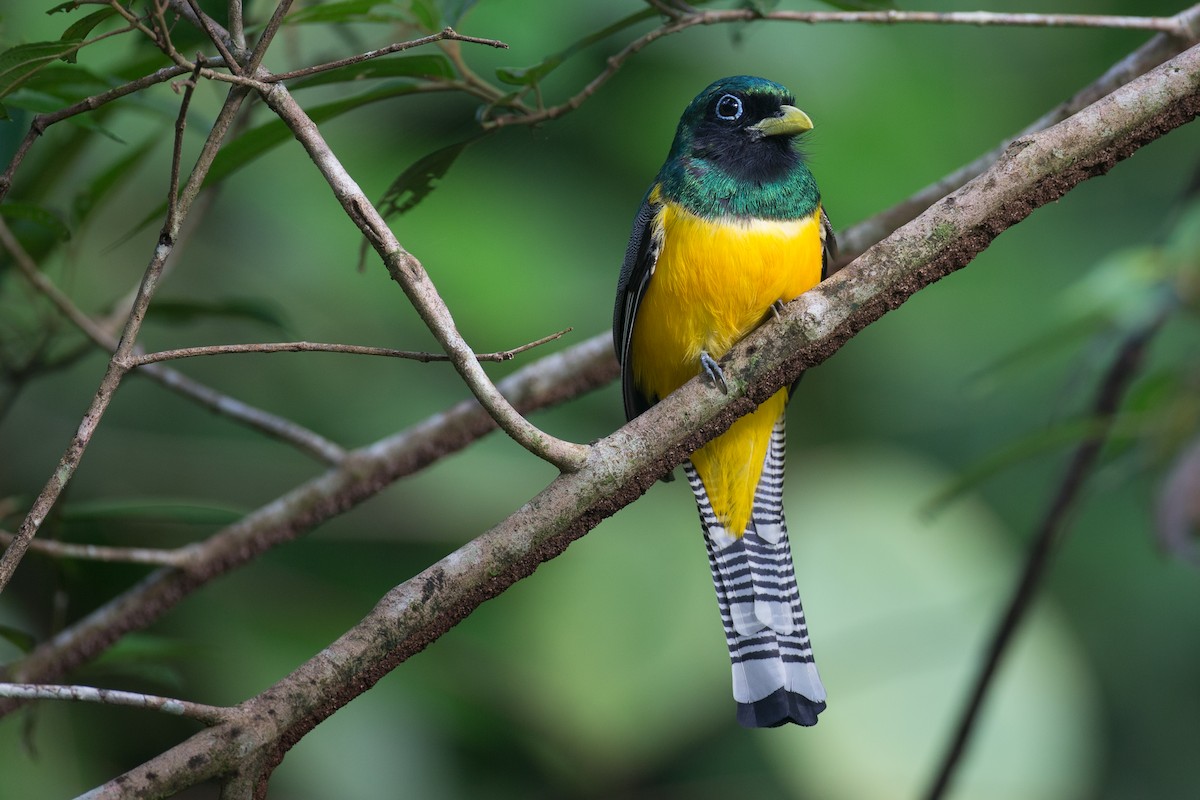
700 351 729 394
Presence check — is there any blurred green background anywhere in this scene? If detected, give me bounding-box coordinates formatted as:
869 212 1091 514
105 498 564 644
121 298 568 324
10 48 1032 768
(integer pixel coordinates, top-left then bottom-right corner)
1 0 1199 797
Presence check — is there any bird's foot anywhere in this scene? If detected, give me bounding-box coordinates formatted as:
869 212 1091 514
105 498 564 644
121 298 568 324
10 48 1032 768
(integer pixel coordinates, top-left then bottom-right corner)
769 299 786 320
700 351 729 394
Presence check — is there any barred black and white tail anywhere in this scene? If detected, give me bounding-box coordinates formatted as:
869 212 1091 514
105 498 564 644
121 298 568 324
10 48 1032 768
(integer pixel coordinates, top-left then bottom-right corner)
684 416 826 728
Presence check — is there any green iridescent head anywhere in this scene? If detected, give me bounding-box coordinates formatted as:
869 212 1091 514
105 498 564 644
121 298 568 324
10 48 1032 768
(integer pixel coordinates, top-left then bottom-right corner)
657 76 820 220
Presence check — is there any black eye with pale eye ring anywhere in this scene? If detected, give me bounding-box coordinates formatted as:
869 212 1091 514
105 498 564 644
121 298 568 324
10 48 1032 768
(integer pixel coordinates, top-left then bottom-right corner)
714 94 743 121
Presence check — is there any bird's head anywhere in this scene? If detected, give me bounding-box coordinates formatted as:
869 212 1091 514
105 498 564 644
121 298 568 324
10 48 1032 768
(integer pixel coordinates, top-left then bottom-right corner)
666 76 813 185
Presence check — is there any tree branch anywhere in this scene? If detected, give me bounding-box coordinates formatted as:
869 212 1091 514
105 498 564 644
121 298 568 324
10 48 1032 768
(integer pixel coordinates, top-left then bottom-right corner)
127 328 570 367
76 34 1200 800
0 334 617 701
0 682 229 725
253 80 590 472
264 26 509 83
0 85 253 593
485 6 1200 129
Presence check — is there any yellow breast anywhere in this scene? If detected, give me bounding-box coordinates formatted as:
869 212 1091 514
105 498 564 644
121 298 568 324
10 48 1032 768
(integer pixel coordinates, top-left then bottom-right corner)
629 196 824 534
629 199 823 404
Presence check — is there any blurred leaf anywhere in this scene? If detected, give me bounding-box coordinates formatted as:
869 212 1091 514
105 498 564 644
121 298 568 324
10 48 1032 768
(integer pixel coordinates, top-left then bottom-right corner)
0 623 36 655
59 8 119 62
378 135 482 219
924 413 1145 515
737 0 781 12
816 0 897 9
1155 435 1200 566
287 54 454 90
496 8 656 86
284 0 404 25
3 88 124 141
144 298 291 332
409 0 441 31
440 0 478 26
73 137 156 223
122 81 427 242
208 81 425 186
0 202 70 242
0 41 84 100
59 499 247 528
81 635 195 691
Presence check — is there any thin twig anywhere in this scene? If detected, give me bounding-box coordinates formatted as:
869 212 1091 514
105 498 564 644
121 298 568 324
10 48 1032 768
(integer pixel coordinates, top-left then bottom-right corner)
129 328 571 367
0 334 616 702
245 0 294 74
166 61 204 233
0 530 185 566
0 86 254 594
265 27 508 83
254 81 589 472
0 683 229 725
0 213 347 466
484 7 1193 129
183 0 243 73
228 0 245 51
924 309 1170 800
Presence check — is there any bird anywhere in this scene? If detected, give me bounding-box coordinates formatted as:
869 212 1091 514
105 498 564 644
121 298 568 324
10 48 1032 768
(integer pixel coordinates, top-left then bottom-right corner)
613 76 834 728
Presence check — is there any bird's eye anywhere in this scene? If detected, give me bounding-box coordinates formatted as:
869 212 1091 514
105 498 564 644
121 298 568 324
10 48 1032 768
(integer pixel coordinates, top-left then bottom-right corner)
714 94 743 121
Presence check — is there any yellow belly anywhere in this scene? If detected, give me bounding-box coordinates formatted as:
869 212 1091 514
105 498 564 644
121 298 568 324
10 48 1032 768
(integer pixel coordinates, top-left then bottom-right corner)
629 199 823 535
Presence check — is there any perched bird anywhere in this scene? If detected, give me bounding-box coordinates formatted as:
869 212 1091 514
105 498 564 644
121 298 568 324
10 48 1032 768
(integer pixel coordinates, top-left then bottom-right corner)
613 76 834 728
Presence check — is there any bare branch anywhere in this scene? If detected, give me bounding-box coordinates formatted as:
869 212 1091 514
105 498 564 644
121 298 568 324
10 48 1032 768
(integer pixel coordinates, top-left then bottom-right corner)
0 216 347 465
254 81 590 472
0 62 207 202
166 61 204 233
924 307 1170 800
0 682 229 725
485 5 1199 129
0 86 254 593
129 328 571 367
245 0 292 73
0 529 185 566
183 0 243 74
0 333 616 702
228 0 246 51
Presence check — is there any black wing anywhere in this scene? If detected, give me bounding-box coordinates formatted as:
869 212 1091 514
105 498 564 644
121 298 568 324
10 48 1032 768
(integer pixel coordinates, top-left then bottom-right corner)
613 187 664 421
819 206 838 280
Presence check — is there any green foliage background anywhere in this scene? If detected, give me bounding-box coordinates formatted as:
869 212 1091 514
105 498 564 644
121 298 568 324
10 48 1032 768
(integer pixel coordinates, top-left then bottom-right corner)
1 1 1198 797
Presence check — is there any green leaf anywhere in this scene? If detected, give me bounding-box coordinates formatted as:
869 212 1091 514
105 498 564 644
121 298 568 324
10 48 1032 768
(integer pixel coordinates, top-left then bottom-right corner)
439 0 478 27
60 499 248 526
496 8 657 86
378 135 482 219
144 297 291 332
207 81 425 186
60 8 119 62
0 41 85 100
121 81 428 242
3 88 124 142
284 0 403 25
409 0 441 31
816 0 897 9
73 137 156 223
0 202 70 242
923 413 1146 516
287 54 454 90
0 623 36 654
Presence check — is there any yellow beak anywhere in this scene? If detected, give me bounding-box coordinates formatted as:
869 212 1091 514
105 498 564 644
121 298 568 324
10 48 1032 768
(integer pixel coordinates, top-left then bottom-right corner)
750 105 813 137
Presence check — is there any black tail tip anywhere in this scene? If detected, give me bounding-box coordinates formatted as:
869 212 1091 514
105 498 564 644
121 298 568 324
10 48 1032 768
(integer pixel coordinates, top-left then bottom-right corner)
737 689 826 728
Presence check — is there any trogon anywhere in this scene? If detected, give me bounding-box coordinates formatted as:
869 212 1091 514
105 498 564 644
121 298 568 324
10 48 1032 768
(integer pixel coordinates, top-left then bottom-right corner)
613 76 834 728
